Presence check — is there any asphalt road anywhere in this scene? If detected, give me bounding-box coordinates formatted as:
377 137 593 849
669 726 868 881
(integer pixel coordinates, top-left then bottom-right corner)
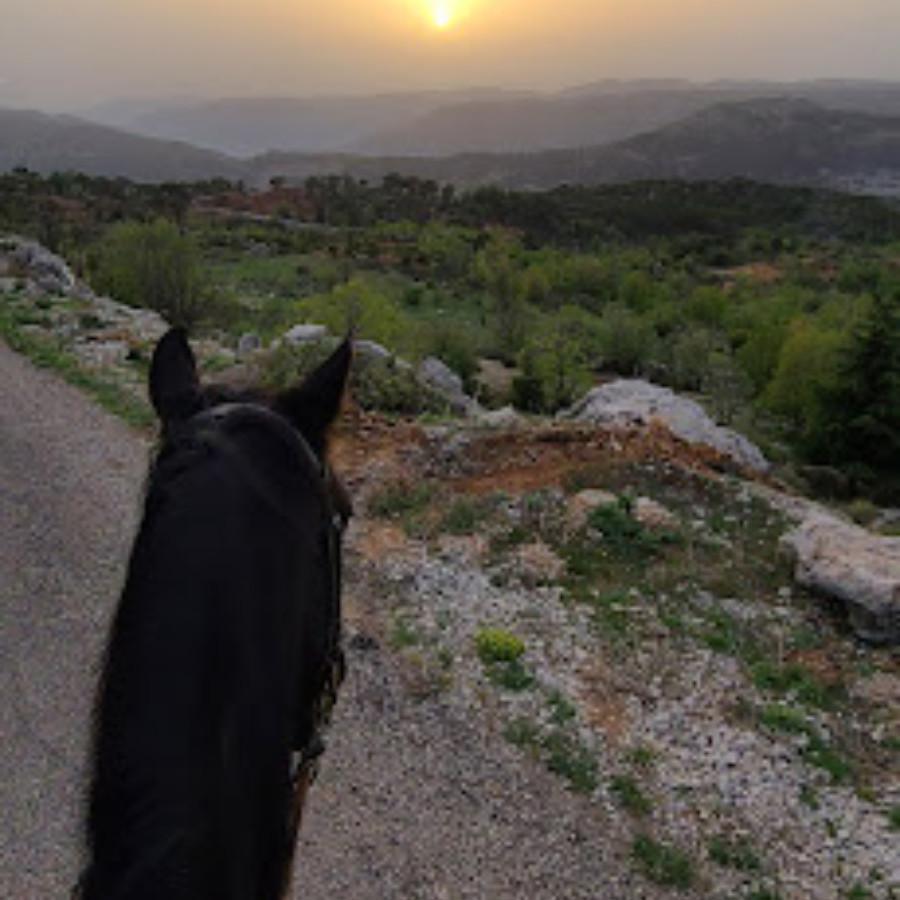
0 341 148 897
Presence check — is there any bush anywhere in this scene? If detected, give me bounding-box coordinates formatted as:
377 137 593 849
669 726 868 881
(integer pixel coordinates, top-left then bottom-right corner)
93 219 206 328
475 628 525 664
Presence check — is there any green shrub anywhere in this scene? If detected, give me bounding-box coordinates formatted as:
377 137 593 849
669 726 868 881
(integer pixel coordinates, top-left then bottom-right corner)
610 775 653 815
708 834 761 872
476 628 525 664
631 835 695 889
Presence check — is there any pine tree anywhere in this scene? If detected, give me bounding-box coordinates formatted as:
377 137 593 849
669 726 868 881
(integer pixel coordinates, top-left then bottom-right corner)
820 287 900 498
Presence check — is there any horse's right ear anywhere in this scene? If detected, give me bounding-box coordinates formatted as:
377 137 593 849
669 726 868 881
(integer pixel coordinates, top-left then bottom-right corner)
149 328 201 424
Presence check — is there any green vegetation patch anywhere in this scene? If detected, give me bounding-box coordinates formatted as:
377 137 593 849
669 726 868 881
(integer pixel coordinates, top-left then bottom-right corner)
631 834 696 889
708 834 762 873
609 774 653 816
0 304 154 430
503 718 597 794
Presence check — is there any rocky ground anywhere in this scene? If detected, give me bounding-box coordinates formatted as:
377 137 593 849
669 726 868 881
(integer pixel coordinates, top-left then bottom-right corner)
2 236 899 899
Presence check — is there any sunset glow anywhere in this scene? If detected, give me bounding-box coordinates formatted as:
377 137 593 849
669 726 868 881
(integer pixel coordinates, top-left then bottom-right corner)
431 2 454 29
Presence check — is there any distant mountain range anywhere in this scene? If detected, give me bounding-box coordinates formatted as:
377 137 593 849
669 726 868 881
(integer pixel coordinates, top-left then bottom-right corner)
2 95 899 195
79 79 900 158
249 98 900 193
0 109 240 181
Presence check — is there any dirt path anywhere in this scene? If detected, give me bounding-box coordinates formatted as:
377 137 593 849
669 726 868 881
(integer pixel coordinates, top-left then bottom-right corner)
0 341 641 900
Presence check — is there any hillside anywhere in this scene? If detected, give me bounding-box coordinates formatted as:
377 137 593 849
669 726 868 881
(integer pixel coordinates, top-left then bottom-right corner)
101 80 900 159
2 238 899 899
253 99 900 192
355 81 900 157
124 89 534 157
0 109 241 182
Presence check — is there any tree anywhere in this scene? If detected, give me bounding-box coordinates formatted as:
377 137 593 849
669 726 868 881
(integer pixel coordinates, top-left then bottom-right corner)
93 219 205 328
818 289 900 498
513 306 599 413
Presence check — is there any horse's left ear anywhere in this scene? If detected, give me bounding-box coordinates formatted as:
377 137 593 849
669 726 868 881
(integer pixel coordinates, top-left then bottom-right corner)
149 328 202 424
275 339 353 450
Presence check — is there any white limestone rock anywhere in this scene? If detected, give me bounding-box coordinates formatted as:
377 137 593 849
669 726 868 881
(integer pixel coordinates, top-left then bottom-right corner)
566 379 769 473
781 514 900 645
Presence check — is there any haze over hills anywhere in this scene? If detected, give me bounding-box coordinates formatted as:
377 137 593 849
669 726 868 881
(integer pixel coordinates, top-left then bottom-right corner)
110 89 536 157
355 80 900 157
250 98 900 194
0 109 240 182
2 97 899 196
83 79 900 159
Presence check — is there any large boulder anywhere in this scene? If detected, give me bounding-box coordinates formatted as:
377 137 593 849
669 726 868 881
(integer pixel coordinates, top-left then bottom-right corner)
284 323 328 345
565 379 768 473
7 237 77 295
417 356 480 417
781 515 900 645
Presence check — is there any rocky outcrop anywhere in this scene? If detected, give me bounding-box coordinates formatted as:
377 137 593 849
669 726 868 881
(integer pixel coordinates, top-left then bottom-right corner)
417 356 480 417
1 235 77 295
566 379 769 473
781 515 900 645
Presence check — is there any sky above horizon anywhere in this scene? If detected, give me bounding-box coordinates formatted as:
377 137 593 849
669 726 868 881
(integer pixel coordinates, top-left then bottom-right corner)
2 0 899 111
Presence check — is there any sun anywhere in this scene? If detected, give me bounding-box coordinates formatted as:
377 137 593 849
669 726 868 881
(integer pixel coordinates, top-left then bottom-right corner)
431 2 454 29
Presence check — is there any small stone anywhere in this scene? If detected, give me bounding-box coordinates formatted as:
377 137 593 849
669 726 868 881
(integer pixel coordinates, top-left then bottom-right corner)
567 489 618 532
634 496 677 530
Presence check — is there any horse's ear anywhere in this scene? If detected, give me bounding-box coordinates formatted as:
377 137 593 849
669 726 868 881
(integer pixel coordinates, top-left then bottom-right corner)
276 338 353 450
149 328 201 424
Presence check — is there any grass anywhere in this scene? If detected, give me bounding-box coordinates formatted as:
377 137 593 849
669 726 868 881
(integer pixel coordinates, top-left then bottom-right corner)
751 660 844 710
888 806 900 831
631 834 696 889
485 658 534 691
367 480 435 533
609 774 653 816
708 834 762 873
389 615 420 650
503 718 598 794
757 702 853 782
439 496 490 535
542 730 598 794
0 304 155 430
547 690 577 725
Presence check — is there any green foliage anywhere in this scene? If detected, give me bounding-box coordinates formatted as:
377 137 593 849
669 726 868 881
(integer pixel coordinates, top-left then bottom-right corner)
609 774 653 815
293 277 409 350
0 304 154 430
888 806 900 831
439 496 491 535
817 289 900 501
502 719 597 793
588 497 676 561
708 835 762 872
512 305 598 413
631 835 696 889
764 318 847 444
368 481 435 521
542 730 598 793
597 303 657 375
93 219 206 328
475 628 525 664
476 628 533 690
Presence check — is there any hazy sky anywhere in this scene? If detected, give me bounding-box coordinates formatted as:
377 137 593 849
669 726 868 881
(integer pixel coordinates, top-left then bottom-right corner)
2 0 899 110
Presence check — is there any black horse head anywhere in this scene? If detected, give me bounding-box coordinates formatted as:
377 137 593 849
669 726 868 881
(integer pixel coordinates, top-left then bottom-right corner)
79 329 352 900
